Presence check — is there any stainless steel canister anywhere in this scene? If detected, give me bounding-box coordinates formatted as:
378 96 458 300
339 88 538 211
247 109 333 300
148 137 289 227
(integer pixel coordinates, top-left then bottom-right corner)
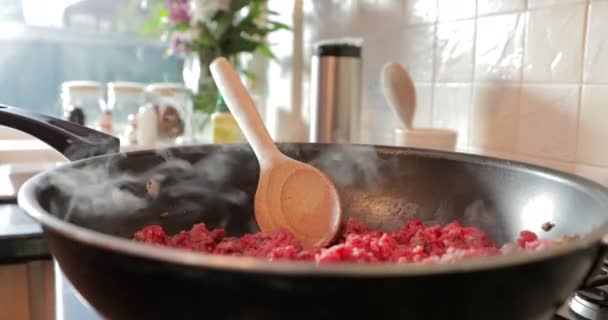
309 40 362 143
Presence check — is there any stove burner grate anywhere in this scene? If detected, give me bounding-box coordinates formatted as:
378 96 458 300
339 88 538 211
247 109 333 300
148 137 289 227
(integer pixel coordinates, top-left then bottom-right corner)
568 260 608 319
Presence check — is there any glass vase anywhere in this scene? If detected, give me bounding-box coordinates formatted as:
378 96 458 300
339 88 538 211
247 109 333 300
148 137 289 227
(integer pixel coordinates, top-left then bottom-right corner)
182 51 220 142
182 51 220 113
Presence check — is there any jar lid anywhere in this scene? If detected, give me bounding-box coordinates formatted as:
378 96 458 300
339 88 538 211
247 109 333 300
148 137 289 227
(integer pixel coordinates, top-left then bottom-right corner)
146 83 188 96
313 38 363 57
108 81 146 93
61 81 103 92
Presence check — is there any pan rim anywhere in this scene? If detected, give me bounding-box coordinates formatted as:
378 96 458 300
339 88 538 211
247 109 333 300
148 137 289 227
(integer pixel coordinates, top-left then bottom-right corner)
17 143 608 276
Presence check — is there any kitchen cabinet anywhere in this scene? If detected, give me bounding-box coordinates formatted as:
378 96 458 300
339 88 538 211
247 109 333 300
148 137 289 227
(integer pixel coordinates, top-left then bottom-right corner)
0 261 54 320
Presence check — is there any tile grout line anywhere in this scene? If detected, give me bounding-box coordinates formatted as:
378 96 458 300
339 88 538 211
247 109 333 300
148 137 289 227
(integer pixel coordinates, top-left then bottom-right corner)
429 0 439 128
573 0 591 166
421 80 597 86
515 1 535 159
466 0 479 149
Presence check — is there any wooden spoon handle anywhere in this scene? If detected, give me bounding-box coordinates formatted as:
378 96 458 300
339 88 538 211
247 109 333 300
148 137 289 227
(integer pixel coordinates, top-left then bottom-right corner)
210 57 280 163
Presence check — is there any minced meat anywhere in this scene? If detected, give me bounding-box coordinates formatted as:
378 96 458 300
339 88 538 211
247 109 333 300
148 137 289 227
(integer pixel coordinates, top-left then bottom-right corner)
133 218 564 264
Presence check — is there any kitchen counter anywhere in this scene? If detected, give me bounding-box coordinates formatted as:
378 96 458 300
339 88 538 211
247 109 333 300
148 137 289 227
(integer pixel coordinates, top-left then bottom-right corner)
0 202 48 263
0 202 53 319
0 201 100 319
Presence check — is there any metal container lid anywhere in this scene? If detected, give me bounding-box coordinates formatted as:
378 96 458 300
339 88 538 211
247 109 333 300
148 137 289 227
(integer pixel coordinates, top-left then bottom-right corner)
61 81 103 93
313 38 363 57
107 81 146 93
145 83 188 96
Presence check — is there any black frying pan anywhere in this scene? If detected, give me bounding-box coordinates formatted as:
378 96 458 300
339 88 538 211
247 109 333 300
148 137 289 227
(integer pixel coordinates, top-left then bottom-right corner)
3 105 608 320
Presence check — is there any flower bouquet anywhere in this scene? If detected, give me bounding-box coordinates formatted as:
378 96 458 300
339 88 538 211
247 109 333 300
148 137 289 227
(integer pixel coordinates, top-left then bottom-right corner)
144 0 289 117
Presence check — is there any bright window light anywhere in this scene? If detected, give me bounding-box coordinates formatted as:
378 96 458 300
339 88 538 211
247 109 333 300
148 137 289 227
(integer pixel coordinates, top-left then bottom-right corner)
21 0 82 27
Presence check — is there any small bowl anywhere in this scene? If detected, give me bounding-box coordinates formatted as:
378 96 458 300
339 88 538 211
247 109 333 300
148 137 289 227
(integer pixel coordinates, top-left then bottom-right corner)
395 128 458 151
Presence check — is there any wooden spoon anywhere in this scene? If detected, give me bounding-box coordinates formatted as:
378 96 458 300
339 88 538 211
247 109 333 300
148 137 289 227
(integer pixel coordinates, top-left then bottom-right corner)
380 62 416 130
210 57 342 249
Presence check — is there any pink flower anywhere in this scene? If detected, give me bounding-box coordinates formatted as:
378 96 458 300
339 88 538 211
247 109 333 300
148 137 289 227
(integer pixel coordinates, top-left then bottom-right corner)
169 32 191 57
165 0 190 25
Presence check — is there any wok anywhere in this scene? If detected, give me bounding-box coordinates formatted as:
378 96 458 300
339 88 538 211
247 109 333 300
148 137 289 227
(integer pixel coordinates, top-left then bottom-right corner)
3 105 608 320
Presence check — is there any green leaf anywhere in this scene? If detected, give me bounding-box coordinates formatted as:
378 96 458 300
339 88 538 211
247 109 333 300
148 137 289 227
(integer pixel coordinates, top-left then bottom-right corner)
240 69 257 82
233 37 261 52
230 0 250 11
139 8 169 36
268 20 291 31
257 43 277 60
214 12 234 39
140 20 160 35
192 89 219 115
248 2 263 19
237 21 265 37
158 8 169 18
173 22 190 32
198 23 218 47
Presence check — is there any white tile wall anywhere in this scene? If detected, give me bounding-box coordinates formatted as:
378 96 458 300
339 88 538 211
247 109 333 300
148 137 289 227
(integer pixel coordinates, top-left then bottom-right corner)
584 1 608 83
437 0 476 21
435 20 475 81
478 0 526 16
405 0 437 25
518 85 580 161
401 25 436 82
575 164 608 186
527 0 587 9
576 85 608 166
432 83 472 147
471 84 520 152
267 0 608 185
523 3 587 83
475 13 525 81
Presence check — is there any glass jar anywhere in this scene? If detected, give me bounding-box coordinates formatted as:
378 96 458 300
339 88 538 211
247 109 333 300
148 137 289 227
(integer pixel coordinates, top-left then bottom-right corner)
60 81 106 129
107 81 146 138
145 83 193 145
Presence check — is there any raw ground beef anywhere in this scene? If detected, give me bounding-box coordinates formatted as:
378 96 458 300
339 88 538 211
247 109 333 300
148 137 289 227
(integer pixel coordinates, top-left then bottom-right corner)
133 218 565 264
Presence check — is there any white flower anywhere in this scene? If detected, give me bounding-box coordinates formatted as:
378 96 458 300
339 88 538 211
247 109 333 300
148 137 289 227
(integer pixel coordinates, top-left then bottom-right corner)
190 0 232 25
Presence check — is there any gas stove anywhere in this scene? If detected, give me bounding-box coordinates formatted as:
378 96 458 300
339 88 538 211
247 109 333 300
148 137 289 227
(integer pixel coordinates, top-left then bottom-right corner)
568 289 608 320
555 286 608 320
54 260 608 320
560 260 608 320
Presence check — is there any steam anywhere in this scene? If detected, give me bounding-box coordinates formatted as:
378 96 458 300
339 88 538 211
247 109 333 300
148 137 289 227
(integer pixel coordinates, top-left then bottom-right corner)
461 200 500 233
46 161 144 221
307 144 382 190
149 152 249 205
42 139 498 240
44 142 253 225
42 141 390 236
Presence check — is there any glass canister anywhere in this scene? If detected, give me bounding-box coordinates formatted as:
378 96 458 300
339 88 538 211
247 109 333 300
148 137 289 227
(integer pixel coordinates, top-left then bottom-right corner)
145 83 193 145
107 81 146 138
60 81 106 129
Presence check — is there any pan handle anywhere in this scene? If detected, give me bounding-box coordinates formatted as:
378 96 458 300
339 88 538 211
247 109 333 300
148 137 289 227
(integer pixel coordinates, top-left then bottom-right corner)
0 105 120 161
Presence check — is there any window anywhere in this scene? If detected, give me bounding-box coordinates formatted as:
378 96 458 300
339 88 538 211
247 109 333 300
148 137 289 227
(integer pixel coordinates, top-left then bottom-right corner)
0 0 181 116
